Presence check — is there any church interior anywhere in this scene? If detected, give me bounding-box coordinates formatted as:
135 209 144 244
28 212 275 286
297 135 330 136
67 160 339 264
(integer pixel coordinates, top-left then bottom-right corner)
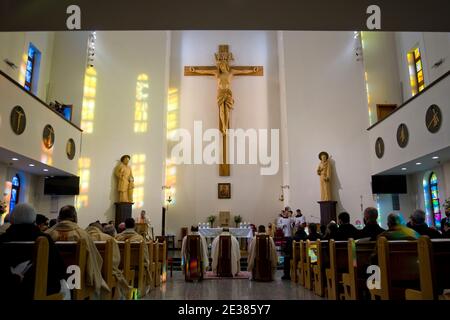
0 30 450 300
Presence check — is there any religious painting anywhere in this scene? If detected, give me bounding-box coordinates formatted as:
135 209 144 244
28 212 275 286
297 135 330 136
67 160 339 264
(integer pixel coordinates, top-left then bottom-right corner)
66 138 76 160
218 183 231 199
396 123 409 148
375 137 384 159
426 104 442 133
42 125 55 149
10 106 26 135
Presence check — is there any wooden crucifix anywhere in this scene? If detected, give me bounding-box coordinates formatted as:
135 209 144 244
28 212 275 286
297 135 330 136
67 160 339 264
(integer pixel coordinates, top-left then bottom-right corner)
184 44 264 176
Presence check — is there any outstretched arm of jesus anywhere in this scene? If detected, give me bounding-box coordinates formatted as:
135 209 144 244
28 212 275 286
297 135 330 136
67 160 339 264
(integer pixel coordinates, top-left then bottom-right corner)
189 67 217 76
231 67 259 75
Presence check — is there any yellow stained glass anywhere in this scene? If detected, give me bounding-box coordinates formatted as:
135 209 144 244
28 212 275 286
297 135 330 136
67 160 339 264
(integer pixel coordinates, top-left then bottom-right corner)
417 70 424 83
414 48 420 59
415 60 422 72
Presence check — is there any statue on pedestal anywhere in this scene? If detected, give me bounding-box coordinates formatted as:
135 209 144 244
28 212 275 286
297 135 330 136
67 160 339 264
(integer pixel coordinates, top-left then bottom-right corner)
317 151 332 201
115 155 134 203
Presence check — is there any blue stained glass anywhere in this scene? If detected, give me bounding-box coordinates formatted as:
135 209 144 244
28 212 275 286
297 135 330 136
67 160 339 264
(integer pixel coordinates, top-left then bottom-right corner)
12 176 19 187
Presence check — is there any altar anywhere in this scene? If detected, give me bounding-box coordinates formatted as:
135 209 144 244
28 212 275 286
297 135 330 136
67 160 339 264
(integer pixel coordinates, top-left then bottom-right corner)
198 227 253 239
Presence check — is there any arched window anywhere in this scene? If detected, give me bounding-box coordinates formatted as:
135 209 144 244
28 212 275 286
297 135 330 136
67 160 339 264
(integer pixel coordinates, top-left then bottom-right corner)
429 172 441 228
9 175 20 214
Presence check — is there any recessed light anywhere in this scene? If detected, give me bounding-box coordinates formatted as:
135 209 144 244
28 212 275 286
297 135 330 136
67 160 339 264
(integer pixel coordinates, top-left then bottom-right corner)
43 169 49 172
401 168 407 171
432 156 439 160
28 164 35 167
416 162 422 165
12 158 19 161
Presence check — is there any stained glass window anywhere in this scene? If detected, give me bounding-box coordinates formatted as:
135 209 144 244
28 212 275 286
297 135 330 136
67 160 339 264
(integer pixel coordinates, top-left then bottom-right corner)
24 44 40 92
9 175 20 214
407 47 425 96
429 172 441 229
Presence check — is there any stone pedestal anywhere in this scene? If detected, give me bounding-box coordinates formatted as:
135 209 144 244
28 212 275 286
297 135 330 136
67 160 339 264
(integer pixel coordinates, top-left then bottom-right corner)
115 202 133 230
318 201 337 226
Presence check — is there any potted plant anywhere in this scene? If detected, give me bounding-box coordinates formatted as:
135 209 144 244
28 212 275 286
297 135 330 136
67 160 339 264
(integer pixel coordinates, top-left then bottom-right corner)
234 215 242 227
207 215 216 228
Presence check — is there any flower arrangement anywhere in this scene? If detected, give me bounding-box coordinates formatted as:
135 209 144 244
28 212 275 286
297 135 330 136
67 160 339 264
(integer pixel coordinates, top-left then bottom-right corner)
234 215 242 227
207 215 216 227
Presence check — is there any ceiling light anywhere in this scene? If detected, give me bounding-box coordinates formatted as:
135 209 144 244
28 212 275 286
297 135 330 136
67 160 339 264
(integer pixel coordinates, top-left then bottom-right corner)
432 156 439 160
28 164 35 167
43 169 49 172
401 168 407 171
416 162 422 165
12 158 19 161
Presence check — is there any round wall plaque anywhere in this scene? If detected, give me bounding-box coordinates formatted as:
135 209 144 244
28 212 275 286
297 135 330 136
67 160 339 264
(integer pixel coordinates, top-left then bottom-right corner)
10 106 26 135
396 123 409 148
66 139 76 160
375 137 384 159
43 125 55 149
425 104 442 133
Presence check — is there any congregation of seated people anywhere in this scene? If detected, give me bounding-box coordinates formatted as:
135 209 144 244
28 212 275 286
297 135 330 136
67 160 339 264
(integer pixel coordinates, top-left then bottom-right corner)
0 203 163 300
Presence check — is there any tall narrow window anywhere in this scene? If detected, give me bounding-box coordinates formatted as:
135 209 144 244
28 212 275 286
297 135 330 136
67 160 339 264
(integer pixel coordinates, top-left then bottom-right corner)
429 172 441 228
407 47 425 96
24 43 41 93
9 175 20 214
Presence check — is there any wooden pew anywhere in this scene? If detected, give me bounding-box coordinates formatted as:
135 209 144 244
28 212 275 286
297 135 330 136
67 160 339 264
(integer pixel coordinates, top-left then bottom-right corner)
159 240 167 283
290 240 300 283
303 240 315 290
342 239 376 300
55 239 91 300
312 239 329 297
369 237 420 300
129 240 145 297
153 240 161 287
117 240 132 298
0 237 63 300
94 239 117 299
405 237 450 300
253 235 274 281
325 240 348 300
297 240 306 286
147 241 155 286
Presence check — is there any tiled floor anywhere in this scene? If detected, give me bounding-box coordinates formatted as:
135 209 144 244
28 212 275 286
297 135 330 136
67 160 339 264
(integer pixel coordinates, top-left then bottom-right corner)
144 271 323 300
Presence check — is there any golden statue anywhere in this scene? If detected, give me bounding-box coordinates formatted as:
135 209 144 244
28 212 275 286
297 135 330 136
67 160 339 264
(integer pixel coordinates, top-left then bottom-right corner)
317 151 332 201
185 45 263 176
115 155 134 203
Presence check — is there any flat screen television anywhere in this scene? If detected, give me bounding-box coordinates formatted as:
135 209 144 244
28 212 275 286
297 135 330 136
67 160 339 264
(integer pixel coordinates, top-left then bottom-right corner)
371 175 407 194
44 176 80 195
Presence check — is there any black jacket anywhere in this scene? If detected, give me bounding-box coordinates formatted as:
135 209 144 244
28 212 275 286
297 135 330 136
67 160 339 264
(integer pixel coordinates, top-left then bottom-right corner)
409 223 441 239
359 223 385 241
335 223 360 241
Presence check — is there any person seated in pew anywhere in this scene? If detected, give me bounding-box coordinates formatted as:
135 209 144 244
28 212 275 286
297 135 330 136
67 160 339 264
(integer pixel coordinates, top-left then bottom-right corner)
440 208 450 234
36 214 49 232
247 225 277 280
442 220 450 238
49 218 57 228
322 221 338 240
378 213 419 240
407 210 442 239
306 223 322 241
0 204 66 299
181 225 209 275
103 223 117 237
118 222 126 233
335 212 360 241
86 222 130 298
115 218 152 293
282 225 308 280
359 207 385 241
46 205 108 298
0 214 11 235
211 227 241 276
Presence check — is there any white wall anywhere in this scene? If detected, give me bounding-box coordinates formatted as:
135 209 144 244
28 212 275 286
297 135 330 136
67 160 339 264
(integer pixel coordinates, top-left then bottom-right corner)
167 31 283 239
282 31 375 224
362 32 402 125
65 31 170 229
0 32 55 101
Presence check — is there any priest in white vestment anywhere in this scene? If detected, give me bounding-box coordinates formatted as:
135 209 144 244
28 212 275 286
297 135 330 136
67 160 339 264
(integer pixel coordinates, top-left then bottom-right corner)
211 228 241 276
247 225 278 279
181 226 209 272
277 210 294 237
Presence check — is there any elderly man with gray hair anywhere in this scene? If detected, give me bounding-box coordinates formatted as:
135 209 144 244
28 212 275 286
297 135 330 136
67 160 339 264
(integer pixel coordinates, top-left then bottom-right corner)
407 209 442 238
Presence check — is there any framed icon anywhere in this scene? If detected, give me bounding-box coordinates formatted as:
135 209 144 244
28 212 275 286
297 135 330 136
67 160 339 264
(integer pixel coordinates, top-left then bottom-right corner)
66 139 76 160
425 104 442 133
218 183 231 199
396 123 409 148
43 125 55 149
375 137 384 159
10 106 26 135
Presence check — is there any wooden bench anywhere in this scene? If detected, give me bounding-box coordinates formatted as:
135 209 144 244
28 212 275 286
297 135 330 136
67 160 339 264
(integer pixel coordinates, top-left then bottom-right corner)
312 239 329 297
303 240 316 290
298 240 306 286
370 237 420 300
117 240 132 298
153 240 161 287
94 240 117 299
290 240 300 283
129 240 145 297
0 237 64 300
405 237 450 300
325 240 348 300
158 240 167 283
55 239 91 300
147 241 155 285
342 239 376 300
